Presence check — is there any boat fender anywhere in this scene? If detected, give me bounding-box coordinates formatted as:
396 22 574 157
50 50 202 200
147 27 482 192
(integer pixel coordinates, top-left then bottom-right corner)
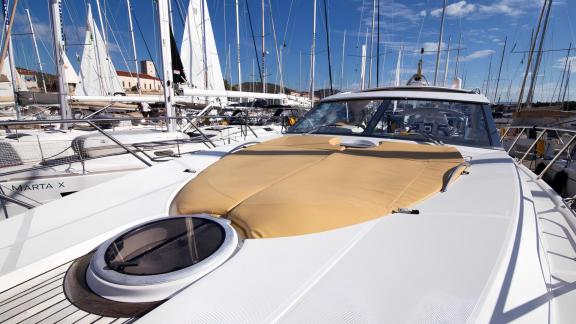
534 162 547 176
551 170 568 195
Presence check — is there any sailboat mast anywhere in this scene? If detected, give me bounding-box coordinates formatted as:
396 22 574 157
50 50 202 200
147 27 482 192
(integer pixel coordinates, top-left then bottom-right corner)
156 0 175 132
94 0 107 50
516 0 548 111
395 45 403 86
433 0 446 86
443 35 451 87
4 0 20 95
310 0 317 105
368 0 376 88
299 51 302 91
376 0 380 87
167 0 174 31
25 9 46 93
360 44 366 90
0 0 18 74
322 0 333 93
235 0 242 92
453 33 462 80
561 62 571 108
126 0 140 95
557 44 571 102
201 0 208 89
267 0 284 93
261 0 266 93
485 54 493 98
493 36 507 103
340 30 346 90
526 0 553 106
49 0 70 127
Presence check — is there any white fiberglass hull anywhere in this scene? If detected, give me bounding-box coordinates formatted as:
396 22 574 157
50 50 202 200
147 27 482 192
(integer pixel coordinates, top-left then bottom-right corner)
0 125 282 218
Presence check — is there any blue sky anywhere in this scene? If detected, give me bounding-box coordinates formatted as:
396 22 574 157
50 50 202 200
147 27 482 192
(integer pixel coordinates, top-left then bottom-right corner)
7 0 576 102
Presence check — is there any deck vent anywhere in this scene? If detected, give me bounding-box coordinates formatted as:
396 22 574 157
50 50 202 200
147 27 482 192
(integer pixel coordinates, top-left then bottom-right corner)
86 215 238 303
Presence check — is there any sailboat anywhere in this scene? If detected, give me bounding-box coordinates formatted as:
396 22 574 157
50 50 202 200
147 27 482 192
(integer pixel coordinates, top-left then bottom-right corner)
180 0 227 105
75 4 123 97
0 54 27 107
0 56 17 106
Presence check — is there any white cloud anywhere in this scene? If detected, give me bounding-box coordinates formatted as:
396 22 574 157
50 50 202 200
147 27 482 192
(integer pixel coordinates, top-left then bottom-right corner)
461 50 496 62
426 0 553 20
478 3 518 16
431 1 476 18
478 0 545 17
554 56 576 73
419 10 427 17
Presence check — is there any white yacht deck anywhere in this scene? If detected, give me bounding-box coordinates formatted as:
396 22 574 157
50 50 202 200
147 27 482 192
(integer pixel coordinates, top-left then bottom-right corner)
2 137 566 322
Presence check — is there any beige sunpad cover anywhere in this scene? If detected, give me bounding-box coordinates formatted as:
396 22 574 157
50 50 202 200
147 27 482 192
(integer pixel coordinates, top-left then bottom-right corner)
175 136 464 238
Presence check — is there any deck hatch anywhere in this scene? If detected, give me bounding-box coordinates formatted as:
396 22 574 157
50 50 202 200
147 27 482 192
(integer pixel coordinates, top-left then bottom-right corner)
86 215 238 303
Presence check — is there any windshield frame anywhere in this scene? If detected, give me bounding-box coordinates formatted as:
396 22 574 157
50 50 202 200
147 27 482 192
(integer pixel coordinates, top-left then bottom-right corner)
288 96 501 149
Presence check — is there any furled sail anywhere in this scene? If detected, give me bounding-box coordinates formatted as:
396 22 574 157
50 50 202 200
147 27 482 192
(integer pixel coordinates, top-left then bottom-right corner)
0 50 29 101
62 50 80 85
75 4 123 96
0 56 16 101
180 0 224 91
170 27 186 84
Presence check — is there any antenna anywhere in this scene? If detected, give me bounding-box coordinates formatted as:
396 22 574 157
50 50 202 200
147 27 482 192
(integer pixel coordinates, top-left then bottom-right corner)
406 48 428 86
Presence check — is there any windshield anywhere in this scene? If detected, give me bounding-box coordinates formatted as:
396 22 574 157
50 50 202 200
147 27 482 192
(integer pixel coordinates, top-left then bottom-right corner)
288 99 494 147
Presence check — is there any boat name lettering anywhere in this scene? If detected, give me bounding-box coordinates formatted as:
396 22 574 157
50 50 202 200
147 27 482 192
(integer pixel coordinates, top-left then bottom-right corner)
11 182 65 191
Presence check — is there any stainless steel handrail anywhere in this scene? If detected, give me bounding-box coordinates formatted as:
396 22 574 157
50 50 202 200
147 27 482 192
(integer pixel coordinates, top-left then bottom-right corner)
82 104 114 119
536 134 576 180
84 120 153 167
0 115 265 173
506 127 526 154
441 161 470 193
0 193 36 210
0 114 284 218
502 126 576 179
518 128 547 163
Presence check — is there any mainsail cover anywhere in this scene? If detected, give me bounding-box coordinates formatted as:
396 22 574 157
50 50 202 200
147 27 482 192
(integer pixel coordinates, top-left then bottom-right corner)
75 4 123 96
181 0 225 91
170 27 186 84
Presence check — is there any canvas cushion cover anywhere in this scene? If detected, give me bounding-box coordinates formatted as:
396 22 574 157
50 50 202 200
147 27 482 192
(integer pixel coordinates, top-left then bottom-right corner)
175 135 464 238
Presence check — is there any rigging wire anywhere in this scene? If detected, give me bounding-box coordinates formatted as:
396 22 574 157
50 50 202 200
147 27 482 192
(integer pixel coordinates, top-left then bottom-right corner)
174 0 186 28
134 12 160 82
322 0 332 92
151 0 158 70
244 0 262 83
267 0 284 92
103 0 133 73
223 0 228 83
356 0 366 48
281 0 295 47
411 0 429 74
